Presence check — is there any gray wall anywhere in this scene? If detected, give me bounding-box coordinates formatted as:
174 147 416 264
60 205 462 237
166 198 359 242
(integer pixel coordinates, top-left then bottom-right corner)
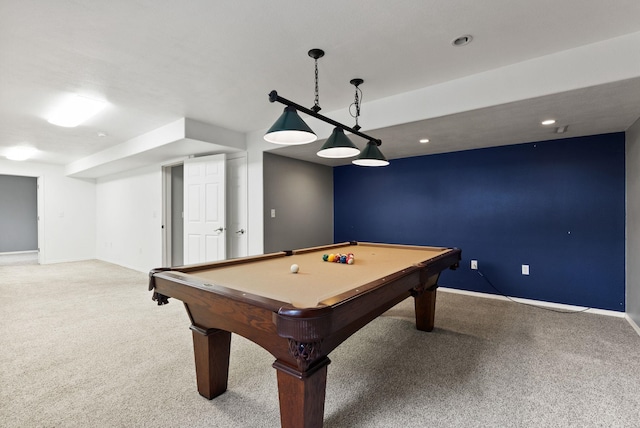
627 119 640 327
263 153 333 253
0 174 37 252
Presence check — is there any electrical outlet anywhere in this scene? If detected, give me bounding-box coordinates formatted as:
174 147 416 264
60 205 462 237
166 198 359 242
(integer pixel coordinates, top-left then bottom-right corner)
522 264 530 275
471 260 478 270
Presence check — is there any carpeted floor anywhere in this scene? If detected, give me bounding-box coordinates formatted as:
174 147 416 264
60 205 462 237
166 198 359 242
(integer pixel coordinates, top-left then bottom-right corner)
1 260 639 427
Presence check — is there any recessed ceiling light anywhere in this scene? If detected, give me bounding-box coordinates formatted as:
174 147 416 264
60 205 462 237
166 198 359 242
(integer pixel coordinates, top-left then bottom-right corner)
452 35 473 47
48 95 107 127
97 132 108 137
5 146 37 161
541 119 556 126
419 138 430 144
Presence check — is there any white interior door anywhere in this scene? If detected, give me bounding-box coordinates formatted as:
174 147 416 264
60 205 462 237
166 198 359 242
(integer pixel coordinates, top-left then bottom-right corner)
227 155 248 259
183 154 226 264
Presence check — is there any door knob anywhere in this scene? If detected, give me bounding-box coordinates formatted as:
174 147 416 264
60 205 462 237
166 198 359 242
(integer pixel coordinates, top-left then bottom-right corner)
235 229 245 235
214 227 224 233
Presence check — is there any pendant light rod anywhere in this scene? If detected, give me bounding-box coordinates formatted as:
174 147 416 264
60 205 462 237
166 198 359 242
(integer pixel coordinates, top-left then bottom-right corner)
268 90 382 147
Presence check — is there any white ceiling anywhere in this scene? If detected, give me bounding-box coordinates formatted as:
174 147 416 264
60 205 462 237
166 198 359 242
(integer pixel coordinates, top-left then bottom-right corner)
1 0 640 175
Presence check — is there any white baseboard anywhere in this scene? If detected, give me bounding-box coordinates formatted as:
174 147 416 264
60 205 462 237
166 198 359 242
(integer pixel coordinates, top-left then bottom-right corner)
0 250 38 256
439 286 626 318
626 315 640 337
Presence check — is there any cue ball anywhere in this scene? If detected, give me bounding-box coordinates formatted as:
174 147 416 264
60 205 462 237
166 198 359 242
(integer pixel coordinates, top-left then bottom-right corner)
290 264 299 273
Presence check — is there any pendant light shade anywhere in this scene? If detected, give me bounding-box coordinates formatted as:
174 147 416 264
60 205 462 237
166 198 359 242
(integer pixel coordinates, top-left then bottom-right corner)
264 106 317 145
317 127 360 158
352 141 389 167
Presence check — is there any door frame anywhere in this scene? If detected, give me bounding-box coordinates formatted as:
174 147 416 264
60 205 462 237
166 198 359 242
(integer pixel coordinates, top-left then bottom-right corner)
37 176 43 264
161 161 184 266
226 152 248 259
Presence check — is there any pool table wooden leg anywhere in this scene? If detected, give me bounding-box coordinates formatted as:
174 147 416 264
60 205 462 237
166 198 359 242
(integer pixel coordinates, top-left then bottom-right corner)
190 325 231 399
413 273 441 332
272 357 330 428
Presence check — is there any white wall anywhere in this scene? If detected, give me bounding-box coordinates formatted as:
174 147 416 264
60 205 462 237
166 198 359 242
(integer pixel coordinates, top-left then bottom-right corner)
0 160 96 263
626 118 640 329
245 131 274 256
96 164 163 272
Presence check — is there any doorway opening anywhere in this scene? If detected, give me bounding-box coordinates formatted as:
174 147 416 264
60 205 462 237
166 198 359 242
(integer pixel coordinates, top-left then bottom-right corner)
0 174 40 265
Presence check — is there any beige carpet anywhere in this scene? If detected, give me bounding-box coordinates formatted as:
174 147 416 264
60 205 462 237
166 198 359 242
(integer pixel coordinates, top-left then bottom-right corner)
1 260 639 427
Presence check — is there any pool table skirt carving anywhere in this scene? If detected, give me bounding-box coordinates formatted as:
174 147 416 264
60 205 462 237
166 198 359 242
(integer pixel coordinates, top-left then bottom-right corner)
149 241 461 428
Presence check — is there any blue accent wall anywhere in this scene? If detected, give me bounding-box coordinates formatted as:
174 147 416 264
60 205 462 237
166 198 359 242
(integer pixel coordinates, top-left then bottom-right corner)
334 133 626 311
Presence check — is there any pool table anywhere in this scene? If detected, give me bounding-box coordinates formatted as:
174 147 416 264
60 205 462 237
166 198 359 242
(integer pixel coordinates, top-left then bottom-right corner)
149 241 461 428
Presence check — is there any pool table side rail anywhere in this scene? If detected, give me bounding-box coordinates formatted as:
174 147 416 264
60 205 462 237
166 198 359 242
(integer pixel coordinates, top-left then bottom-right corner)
342 241 456 252
287 241 358 255
151 269 296 313
166 250 288 272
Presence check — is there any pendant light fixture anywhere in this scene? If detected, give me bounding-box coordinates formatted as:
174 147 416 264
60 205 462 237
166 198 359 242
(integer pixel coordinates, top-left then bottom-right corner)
317 127 360 158
264 49 325 145
264 49 389 166
264 106 317 145
317 78 364 158
348 77 389 166
352 141 389 167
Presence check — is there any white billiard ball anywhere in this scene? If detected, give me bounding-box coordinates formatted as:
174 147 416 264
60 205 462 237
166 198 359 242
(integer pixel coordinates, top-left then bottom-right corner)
290 264 299 274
